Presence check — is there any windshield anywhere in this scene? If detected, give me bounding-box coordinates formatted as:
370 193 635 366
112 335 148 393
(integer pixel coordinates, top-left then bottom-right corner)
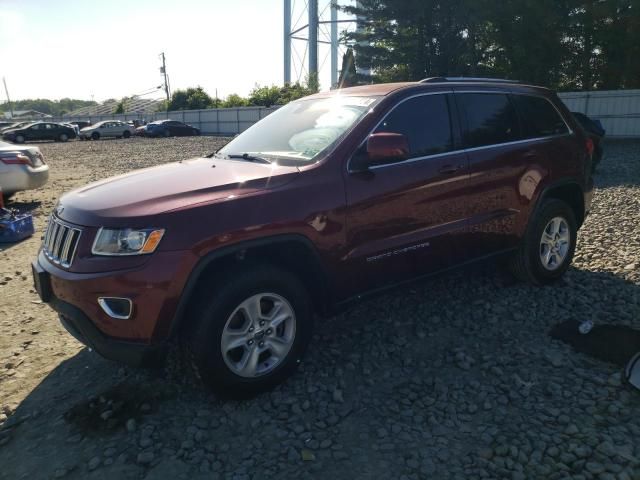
217 95 379 165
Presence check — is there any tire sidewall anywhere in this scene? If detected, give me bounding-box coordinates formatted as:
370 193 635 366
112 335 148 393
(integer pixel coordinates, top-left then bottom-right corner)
60 133 68 142
15 135 24 144
123 131 131 138
91 132 100 140
189 267 312 396
526 200 577 282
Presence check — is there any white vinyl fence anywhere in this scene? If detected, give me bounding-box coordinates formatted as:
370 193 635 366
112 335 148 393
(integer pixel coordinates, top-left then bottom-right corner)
19 89 640 138
559 89 640 138
34 106 281 136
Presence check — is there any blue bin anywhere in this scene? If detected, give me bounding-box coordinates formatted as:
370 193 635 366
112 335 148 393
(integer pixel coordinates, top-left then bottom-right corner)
0 213 35 243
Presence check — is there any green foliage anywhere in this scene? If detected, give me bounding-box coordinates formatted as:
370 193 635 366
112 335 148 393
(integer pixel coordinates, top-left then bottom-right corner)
221 94 249 108
114 99 125 114
248 78 319 107
0 98 97 116
168 86 215 111
342 0 640 91
337 48 358 88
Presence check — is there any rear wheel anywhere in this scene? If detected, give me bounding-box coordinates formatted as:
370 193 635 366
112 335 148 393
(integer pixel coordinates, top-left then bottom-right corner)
91 132 100 140
192 129 200 136
123 130 131 139
59 133 69 142
185 264 313 397
163 129 170 138
510 199 577 285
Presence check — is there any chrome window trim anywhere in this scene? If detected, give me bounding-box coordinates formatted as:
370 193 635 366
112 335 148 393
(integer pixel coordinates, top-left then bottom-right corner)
348 89 573 173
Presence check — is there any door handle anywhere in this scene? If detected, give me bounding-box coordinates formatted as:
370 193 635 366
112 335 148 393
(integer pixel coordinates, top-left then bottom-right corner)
438 164 463 174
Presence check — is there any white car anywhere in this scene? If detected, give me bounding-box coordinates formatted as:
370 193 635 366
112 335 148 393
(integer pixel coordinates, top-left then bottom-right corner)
0 141 49 201
80 120 136 140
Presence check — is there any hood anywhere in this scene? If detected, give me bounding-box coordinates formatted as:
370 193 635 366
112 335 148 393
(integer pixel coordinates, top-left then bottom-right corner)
81 125 97 132
2 129 20 135
57 157 300 226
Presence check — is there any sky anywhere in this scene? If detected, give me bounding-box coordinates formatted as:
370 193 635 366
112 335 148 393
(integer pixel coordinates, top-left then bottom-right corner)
0 0 355 103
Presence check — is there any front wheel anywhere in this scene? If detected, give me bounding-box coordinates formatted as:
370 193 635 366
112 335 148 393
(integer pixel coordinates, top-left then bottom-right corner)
91 132 100 140
185 265 313 397
15 135 25 144
59 133 69 142
509 199 577 285
123 130 131 139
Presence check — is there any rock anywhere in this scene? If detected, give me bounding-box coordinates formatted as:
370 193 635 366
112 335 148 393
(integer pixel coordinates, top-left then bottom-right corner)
126 418 136 432
332 389 344 403
301 449 316 461
585 462 605 474
88 456 101 471
565 424 579 435
137 452 154 465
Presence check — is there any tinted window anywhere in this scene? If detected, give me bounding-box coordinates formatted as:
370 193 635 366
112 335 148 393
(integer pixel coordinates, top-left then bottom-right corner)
458 93 520 148
513 95 569 137
374 94 453 159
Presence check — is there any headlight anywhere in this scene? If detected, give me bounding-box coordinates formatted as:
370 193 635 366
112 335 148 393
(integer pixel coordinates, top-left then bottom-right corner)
92 228 165 256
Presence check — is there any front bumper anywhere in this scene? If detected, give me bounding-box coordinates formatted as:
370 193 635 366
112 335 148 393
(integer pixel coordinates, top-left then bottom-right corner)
32 258 163 366
32 248 196 365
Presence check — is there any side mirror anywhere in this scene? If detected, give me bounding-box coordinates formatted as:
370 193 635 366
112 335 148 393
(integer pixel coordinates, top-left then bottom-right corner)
350 132 410 173
367 132 410 164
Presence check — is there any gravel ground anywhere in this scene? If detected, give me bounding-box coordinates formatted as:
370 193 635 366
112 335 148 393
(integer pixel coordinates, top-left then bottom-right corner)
0 137 639 480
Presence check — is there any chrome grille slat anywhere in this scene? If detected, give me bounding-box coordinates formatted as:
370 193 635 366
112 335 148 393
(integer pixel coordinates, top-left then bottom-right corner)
42 215 82 268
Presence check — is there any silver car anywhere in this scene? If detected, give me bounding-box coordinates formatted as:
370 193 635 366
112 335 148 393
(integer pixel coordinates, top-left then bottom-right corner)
80 120 136 140
0 141 49 200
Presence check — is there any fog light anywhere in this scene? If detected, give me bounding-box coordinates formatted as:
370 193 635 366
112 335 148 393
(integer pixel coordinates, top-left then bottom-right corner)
98 297 133 319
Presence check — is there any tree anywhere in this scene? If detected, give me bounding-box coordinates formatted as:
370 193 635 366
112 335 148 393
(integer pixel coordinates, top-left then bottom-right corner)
114 99 125 114
168 86 214 110
337 48 358 87
221 94 249 108
341 0 640 91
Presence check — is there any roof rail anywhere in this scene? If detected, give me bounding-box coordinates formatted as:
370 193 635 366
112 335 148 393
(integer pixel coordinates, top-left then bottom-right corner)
419 77 520 84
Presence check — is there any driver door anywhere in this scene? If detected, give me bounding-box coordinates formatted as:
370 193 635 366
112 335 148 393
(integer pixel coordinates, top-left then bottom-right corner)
341 93 470 296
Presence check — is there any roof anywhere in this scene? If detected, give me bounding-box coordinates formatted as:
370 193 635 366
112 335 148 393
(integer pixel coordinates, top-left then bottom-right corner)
311 79 552 99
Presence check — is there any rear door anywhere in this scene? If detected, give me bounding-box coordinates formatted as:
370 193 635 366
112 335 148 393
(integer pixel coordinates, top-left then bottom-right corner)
342 92 469 295
453 90 531 258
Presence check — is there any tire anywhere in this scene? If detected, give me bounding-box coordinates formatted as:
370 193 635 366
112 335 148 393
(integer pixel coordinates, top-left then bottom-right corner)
59 133 69 142
192 129 200 136
185 264 313 397
509 199 577 285
123 130 131 139
15 135 25 144
91 132 100 140
163 129 170 138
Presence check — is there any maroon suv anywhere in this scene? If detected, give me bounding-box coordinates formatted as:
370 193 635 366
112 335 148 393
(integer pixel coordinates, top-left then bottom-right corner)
32 78 594 395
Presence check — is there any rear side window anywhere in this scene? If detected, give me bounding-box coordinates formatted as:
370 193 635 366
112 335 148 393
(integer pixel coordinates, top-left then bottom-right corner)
375 94 453 159
512 95 569 137
457 93 520 148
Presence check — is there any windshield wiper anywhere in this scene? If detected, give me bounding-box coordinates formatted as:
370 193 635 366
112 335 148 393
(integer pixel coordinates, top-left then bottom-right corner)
224 153 271 164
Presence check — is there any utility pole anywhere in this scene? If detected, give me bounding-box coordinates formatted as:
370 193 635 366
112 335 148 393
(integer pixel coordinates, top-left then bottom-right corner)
2 77 14 118
160 52 170 104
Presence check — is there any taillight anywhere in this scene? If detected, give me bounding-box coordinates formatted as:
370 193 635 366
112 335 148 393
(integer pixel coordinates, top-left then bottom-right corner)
0 152 31 165
585 138 594 156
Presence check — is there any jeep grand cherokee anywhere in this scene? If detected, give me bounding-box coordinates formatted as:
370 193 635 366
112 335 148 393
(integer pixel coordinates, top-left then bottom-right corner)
32 78 594 396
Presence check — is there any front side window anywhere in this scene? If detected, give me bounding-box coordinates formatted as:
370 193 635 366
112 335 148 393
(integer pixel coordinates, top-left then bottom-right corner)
458 93 521 148
218 95 379 165
512 94 569 138
374 94 453 159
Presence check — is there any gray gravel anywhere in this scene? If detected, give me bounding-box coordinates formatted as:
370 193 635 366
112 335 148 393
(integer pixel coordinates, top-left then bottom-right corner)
1 138 639 480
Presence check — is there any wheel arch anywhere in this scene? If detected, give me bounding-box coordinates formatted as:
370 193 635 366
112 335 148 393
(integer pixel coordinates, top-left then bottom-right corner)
167 234 332 339
535 180 585 228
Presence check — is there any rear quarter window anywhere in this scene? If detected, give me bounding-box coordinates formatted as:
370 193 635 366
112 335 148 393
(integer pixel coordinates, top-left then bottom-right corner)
512 95 569 138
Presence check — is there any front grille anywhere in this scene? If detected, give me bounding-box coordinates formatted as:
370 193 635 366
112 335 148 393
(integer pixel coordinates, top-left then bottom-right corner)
43 216 82 268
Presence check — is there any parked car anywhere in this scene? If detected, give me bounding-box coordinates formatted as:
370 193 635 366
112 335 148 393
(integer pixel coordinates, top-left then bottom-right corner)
135 125 146 136
0 122 32 133
0 141 49 201
63 123 81 138
143 120 200 137
80 120 136 140
33 78 594 396
3 122 76 143
572 112 605 170
70 121 92 130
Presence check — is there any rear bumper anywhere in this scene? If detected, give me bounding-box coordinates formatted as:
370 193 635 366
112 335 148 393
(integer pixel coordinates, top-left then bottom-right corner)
0 166 49 194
